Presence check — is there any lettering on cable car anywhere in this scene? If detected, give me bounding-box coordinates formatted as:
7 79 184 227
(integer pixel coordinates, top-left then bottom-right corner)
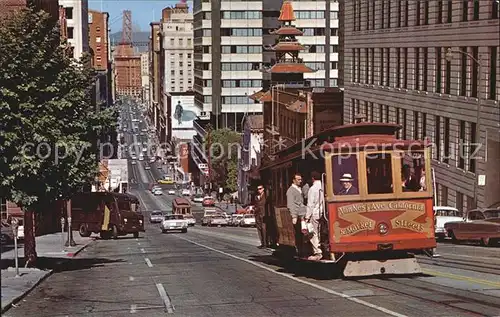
336 201 428 238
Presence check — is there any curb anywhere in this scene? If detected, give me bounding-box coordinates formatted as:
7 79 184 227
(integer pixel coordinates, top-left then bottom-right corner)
0 238 95 314
66 238 95 258
1 269 53 314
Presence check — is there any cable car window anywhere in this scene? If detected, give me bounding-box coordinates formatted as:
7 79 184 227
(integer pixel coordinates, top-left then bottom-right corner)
401 152 427 192
366 153 394 194
331 154 359 195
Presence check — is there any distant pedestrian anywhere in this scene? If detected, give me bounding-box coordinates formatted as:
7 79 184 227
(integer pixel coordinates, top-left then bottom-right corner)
254 184 267 249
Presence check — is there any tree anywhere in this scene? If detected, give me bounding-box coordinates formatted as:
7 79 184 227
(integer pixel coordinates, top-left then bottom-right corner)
204 127 241 193
0 9 117 266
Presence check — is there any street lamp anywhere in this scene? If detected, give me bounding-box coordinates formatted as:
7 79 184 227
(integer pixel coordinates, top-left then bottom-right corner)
445 47 482 208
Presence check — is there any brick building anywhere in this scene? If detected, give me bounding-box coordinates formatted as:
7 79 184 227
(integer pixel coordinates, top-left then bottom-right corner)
343 0 500 209
88 10 109 71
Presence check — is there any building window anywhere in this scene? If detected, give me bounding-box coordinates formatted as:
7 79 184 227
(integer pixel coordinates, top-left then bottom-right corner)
471 46 479 97
436 47 442 93
365 48 369 83
437 1 443 23
351 99 355 123
456 191 464 212
65 7 73 19
372 0 376 29
370 48 375 84
0 198 6 220
403 48 408 88
380 48 384 85
490 46 498 100
443 117 450 164
462 0 469 21
404 0 409 26
473 0 480 20
387 0 391 28
493 0 499 19
424 0 429 25
415 48 420 90
459 120 466 169
447 1 453 23
469 122 477 173
460 47 468 96
414 111 419 139
357 48 361 82
352 49 356 82
423 48 428 91
445 55 451 94
435 115 441 160
422 113 427 139
397 0 402 27
67 27 74 39
381 0 385 29
416 1 421 26
396 48 401 88
402 109 407 139
385 48 390 86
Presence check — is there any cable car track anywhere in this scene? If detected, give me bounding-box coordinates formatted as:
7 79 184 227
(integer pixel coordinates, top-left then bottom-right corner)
181 229 500 317
417 256 500 276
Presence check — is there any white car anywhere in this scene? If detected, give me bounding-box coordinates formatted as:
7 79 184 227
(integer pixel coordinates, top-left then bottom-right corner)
192 195 204 203
145 165 151 170
240 214 256 227
149 158 156 163
182 189 191 196
184 214 196 226
153 188 163 195
160 214 188 233
139 156 144 161
168 189 176 195
131 155 137 160
131 160 137 165
434 206 462 240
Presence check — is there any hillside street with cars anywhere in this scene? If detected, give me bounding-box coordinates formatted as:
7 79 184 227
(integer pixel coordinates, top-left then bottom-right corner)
3 101 500 317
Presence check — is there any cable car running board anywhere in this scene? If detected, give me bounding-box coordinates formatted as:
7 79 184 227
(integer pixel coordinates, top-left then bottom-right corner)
295 256 337 264
343 257 422 277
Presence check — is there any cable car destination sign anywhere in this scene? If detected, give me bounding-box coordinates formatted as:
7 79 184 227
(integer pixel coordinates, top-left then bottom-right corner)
334 201 430 240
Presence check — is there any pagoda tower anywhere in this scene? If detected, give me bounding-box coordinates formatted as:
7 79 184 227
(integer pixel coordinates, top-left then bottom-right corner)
264 0 315 84
249 1 314 102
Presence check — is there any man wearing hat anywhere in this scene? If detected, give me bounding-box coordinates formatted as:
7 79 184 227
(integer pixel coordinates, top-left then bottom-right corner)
337 173 358 195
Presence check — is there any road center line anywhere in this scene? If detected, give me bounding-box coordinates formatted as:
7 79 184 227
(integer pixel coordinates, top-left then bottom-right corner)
177 236 408 317
155 283 175 314
130 304 137 313
145 258 153 267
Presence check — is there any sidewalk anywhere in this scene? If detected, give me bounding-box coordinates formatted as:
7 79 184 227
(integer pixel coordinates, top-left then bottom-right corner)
1 231 94 313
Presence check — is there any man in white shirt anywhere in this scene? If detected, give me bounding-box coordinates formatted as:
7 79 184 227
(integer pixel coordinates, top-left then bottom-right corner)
305 171 323 261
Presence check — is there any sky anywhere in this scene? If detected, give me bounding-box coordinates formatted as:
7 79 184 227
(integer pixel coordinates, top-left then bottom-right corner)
88 0 190 33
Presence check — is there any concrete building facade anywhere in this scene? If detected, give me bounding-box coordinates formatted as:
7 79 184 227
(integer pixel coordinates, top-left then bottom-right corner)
59 0 89 60
161 3 194 93
343 0 500 209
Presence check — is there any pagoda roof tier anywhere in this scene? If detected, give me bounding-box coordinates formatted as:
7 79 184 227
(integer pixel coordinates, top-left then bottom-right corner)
248 90 271 102
279 1 296 21
264 42 306 51
266 63 315 74
269 26 303 36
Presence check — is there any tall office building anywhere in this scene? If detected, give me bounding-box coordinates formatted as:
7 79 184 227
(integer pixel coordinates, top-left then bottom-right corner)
343 1 499 209
59 0 89 60
192 0 340 131
161 2 194 93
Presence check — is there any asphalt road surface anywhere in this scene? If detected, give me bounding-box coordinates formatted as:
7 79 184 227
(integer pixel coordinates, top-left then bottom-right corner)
4 101 500 317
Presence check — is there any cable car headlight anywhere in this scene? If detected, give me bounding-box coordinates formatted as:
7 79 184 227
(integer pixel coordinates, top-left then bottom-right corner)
378 222 388 235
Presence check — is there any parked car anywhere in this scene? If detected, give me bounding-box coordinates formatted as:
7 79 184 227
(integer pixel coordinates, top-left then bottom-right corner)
230 214 244 226
202 196 215 207
160 214 188 233
444 208 500 246
240 214 256 227
184 214 196 226
201 208 218 226
149 211 164 223
434 206 463 240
